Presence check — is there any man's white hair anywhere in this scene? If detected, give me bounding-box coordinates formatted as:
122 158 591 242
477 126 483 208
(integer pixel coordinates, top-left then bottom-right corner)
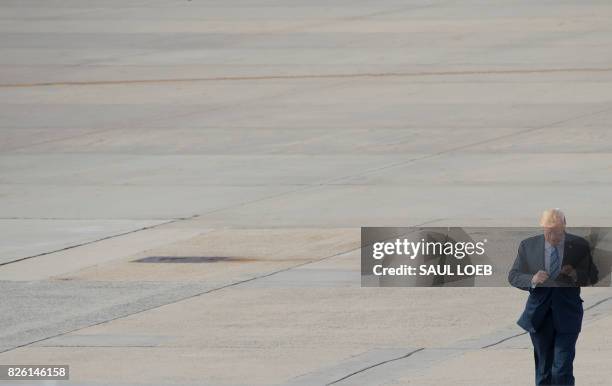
540 208 566 227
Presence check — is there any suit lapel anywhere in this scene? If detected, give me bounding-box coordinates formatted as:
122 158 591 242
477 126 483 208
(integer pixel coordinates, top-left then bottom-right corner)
536 234 545 271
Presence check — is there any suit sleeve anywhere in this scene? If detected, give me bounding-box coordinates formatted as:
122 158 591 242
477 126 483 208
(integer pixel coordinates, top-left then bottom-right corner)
575 243 599 286
508 240 533 291
589 251 599 286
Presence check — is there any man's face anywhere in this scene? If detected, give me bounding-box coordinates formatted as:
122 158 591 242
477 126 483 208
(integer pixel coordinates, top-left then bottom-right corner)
543 223 565 246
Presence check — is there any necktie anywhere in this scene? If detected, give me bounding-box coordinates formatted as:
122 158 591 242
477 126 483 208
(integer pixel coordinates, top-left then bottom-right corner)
549 246 560 280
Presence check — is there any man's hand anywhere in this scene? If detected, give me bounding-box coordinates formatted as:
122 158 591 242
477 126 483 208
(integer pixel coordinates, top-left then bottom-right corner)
532 270 549 286
560 265 578 281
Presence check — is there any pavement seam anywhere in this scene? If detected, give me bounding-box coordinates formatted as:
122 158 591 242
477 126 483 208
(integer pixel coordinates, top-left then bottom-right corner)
4 77 351 153
0 218 445 355
326 348 425 386
140 105 612 221
0 216 197 267
2 67 612 88
0 243 362 355
480 331 527 349
321 104 612 185
320 295 612 385
584 295 612 311
481 294 612 349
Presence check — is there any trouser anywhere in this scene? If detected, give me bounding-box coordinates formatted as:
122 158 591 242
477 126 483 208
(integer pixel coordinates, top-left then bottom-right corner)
529 310 579 385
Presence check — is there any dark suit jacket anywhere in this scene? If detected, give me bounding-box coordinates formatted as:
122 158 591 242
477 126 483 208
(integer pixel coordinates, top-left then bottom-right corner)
508 233 598 333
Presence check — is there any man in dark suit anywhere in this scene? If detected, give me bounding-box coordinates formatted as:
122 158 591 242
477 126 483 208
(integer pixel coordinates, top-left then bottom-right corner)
509 209 598 385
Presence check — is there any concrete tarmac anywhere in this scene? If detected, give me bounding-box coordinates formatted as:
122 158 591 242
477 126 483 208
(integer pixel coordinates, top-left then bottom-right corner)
1 0 612 385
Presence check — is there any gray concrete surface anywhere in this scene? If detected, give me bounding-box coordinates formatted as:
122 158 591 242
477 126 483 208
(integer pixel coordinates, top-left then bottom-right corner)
1 0 612 385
